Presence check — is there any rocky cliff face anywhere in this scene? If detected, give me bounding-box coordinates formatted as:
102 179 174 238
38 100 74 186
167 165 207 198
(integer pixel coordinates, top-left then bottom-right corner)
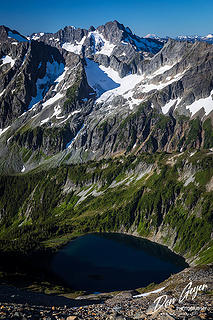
30 20 163 77
0 41 67 128
0 22 212 174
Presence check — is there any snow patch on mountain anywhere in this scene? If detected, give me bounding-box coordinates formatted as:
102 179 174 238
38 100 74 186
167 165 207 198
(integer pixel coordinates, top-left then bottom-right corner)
0 89 5 97
185 90 213 116
89 31 116 56
149 64 175 77
85 58 120 96
62 36 86 54
1 55 16 67
86 59 186 110
54 67 68 91
138 71 185 93
96 41 116 56
0 126 11 137
90 63 145 109
57 110 81 126
40 117 50 125
31 32 44 40
96 66 143 104
28 60 64 109
52 105 62 119
122 90 144 110
162 98 182 114
66 124 84 149
42 92 64 108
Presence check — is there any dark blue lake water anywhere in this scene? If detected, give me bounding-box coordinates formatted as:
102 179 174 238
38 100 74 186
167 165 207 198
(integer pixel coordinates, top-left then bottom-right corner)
51 233 188 293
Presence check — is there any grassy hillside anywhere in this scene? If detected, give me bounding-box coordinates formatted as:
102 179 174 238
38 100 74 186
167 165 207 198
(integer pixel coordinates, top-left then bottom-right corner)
0 150 212 265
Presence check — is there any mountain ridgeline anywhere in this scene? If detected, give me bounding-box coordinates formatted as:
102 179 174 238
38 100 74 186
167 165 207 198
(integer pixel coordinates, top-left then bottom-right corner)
0 21 212 265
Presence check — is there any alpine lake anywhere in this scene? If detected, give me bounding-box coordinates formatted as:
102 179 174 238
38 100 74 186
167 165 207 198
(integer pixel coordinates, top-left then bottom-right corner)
51 233 188 293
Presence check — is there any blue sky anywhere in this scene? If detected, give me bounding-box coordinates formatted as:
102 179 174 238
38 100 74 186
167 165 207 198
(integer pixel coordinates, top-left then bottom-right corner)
0 0 213 37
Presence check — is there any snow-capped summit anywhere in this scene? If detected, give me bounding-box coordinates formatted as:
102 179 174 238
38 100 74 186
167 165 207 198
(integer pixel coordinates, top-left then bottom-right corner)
205 34 213 39
144 34 158 39
31 32 45 40
176 33 213 44
28 20 163 78
1 21 213 171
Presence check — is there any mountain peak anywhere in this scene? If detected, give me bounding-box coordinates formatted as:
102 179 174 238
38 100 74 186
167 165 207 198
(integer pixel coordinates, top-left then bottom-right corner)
0 25 10 41
144 33 158 39
102 20 125 30
88 25 95 32
111 20 124 28
205 33 213 39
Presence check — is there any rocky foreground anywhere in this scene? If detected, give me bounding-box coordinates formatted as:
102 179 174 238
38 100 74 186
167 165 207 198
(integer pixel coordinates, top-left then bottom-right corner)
0 265 212 320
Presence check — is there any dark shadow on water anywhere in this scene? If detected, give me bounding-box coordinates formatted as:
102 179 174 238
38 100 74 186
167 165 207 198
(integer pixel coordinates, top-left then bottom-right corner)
51 233 188 293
